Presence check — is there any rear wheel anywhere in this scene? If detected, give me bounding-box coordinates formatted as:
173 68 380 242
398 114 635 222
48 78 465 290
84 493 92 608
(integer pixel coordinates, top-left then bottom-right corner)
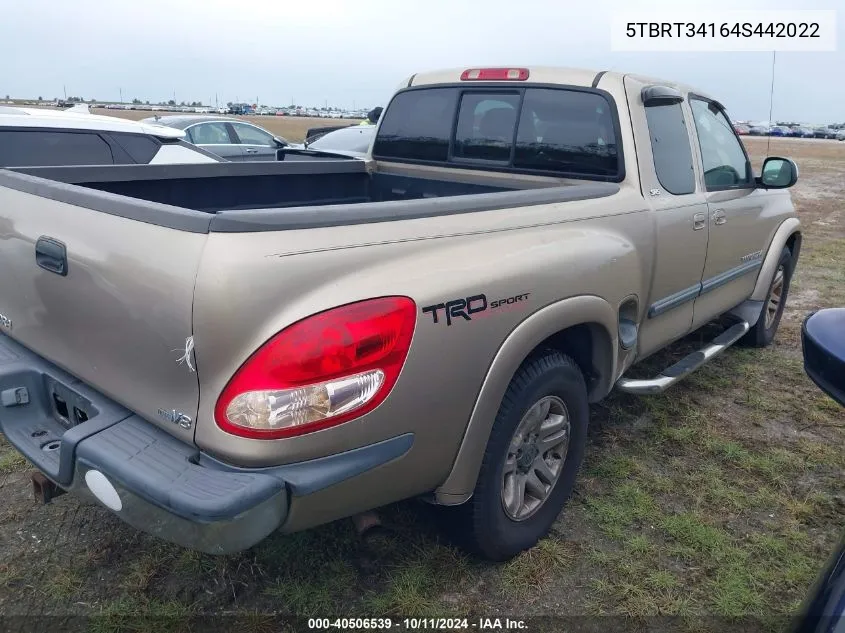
450 351 589 561
741 247 794 348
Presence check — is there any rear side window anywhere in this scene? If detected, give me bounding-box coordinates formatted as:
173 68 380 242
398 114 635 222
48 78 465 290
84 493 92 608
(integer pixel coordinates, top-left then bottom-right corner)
373 86 621 180
372 88 458 162
644 103 696 195
453 93 520 162
0 130 114 167
514 89 618 176
110 132 160 164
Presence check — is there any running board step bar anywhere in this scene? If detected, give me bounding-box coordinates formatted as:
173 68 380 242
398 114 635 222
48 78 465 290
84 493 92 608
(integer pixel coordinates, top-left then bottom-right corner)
615 321 750 395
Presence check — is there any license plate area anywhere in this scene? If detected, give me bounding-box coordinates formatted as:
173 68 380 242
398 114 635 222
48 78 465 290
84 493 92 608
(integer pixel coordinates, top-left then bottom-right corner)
44 376 99 430
0 334 132 487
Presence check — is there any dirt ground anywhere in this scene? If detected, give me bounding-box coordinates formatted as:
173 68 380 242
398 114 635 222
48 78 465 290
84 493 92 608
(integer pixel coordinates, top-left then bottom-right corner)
0 137 842 632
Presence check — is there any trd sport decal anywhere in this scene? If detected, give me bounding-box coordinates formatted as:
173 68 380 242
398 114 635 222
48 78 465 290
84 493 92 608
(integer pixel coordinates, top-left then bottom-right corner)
421 292 531 326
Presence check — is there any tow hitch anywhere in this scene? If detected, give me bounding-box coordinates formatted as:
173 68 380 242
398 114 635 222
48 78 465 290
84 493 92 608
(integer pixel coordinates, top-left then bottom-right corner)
31 471 66 504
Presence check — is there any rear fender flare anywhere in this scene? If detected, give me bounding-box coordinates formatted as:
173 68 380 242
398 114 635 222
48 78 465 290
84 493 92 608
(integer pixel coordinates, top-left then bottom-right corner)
434 295 618 505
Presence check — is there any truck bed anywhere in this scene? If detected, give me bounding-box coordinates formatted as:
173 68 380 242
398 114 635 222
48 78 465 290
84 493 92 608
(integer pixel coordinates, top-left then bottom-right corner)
1 161 620 232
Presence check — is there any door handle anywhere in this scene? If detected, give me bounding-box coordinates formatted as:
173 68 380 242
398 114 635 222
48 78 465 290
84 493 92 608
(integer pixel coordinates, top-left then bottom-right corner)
245 148 259 154
713 209 727 225
693 212 706 230
35 236 68 276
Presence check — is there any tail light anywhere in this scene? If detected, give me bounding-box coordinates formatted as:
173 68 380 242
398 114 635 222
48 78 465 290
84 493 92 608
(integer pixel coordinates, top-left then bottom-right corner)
460 68 529 81
215 297 416 439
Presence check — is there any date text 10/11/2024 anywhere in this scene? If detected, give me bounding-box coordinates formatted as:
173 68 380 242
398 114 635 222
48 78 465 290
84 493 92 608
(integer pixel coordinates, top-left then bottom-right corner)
307 618 528 630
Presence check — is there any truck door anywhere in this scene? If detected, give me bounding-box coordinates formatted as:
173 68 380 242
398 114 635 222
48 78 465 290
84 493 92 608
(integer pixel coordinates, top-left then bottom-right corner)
624 78 710 358
687 97 782 329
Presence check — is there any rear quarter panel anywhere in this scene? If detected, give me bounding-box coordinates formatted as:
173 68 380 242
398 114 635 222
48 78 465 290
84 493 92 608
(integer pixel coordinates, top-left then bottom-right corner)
192 188 651 504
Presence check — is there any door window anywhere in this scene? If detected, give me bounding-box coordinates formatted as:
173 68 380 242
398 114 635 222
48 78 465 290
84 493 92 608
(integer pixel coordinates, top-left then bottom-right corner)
188 122 231 145
690 99 752 190
230 123 275 146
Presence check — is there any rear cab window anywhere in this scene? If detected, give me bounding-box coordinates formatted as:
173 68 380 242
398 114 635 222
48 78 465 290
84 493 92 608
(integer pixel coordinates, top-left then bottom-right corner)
373 88 457 162
453 93 520 162
373 84 622 181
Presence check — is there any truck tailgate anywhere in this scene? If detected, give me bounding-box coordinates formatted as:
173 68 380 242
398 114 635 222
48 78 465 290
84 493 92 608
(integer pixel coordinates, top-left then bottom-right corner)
0 183 205 442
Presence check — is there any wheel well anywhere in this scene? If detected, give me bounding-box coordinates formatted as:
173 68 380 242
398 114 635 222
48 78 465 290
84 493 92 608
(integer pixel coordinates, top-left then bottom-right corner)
786 232 802 260
526 323 613 401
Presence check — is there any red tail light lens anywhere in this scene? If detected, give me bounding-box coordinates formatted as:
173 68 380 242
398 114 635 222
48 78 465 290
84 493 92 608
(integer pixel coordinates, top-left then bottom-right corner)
214 297 416 439
460 68 529 81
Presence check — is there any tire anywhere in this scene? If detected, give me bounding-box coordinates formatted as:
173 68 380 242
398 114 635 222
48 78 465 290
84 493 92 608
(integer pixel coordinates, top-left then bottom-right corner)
450 351 589 561
741 247 794 348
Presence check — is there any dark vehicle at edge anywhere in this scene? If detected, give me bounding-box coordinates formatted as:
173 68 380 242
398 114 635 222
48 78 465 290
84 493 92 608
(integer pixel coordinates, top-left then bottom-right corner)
793 307 845 633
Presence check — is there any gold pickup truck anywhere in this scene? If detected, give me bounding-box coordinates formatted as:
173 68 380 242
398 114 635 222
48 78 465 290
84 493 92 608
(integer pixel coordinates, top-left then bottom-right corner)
0 66 801 561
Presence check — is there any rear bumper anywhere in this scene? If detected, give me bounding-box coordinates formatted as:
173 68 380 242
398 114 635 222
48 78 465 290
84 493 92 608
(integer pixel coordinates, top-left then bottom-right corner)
0 333 412 554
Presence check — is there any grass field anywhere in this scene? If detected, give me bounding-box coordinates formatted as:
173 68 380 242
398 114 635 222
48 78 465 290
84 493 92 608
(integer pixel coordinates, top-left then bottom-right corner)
0 136 842 632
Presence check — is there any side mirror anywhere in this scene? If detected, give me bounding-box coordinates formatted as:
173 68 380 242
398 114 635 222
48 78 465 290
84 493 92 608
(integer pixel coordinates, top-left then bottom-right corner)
801 308 845 406
758 156 798 188
274 137 288 148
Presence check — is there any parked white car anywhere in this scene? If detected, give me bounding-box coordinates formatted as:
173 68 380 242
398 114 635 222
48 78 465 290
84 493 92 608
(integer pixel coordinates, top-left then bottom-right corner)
0 106 223 167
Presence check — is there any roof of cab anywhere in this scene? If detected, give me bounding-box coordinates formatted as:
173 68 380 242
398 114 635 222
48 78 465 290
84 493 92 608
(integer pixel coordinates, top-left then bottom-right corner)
408 66 603 89
406 66 715 103
0 106 186 139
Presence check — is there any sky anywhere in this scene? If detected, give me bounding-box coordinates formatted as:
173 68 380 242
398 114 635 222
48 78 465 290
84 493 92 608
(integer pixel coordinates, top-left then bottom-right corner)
1 0 842 122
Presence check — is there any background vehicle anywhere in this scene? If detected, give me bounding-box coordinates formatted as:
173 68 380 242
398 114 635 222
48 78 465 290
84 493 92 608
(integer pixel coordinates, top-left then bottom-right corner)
0 105 222 166
811 126 837 139
303 123 354 142
734 123 750 135
277 125 375 160
749 125 770 136
0 66 801 562
770 125 788 137
142 115 290 161
793 307 845 633
228 103 255 115
305 124 374 154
